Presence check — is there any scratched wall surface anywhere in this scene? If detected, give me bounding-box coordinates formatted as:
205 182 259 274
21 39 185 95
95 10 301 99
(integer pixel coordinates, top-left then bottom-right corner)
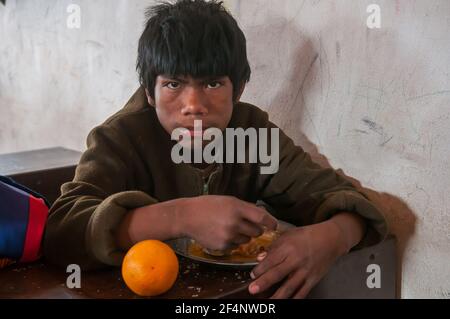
1 0 449 298
0 0 151 152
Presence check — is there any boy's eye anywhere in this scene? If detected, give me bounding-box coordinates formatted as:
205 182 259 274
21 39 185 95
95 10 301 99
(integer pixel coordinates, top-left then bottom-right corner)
207 81 222 89
166 82 181 89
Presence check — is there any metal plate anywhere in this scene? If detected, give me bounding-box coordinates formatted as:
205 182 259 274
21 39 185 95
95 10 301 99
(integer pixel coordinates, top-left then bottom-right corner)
166 220 294 269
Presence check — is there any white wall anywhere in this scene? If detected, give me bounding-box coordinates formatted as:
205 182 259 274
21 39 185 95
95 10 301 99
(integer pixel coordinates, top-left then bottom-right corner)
0 0 149 152
1 0 449 298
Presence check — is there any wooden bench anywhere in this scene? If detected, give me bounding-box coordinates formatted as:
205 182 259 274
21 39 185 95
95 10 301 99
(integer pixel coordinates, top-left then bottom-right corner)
0 147 82 205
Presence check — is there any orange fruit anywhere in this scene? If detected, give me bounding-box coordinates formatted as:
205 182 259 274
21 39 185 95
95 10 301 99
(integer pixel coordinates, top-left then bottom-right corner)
121 240 179 296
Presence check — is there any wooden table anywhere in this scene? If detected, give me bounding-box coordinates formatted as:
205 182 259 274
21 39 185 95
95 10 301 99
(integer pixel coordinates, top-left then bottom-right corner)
0 256 264 299
0 236 397 299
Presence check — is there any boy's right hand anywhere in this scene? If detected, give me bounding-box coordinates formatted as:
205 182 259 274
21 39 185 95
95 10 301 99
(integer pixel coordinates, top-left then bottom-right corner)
179 195 278 251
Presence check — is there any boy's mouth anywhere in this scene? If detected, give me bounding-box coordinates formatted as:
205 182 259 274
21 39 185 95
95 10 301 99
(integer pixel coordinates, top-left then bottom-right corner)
181 123 213 137
186 129 203 137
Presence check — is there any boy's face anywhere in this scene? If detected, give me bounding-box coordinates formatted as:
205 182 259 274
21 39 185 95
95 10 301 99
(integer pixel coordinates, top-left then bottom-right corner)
146 75 243 146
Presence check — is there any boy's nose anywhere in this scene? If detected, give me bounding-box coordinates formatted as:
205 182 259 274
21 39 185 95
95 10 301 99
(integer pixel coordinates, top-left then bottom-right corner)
180 87 208 116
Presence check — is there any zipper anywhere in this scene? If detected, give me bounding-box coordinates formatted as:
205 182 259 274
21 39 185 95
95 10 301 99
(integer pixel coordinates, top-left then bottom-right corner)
203 178 209 195
202 168 220 195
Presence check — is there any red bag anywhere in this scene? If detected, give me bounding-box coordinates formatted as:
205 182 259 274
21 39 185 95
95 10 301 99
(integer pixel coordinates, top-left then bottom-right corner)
0 176 49 268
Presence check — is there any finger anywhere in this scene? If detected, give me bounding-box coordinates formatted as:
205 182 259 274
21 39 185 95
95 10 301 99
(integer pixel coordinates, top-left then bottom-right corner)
256 251 267 261
251 248 287 279
248 261 291 295
293 278 314 299
260 212 279 231
237 220 264 238
270 269 307 299
240 204 278 231
231 234 251 245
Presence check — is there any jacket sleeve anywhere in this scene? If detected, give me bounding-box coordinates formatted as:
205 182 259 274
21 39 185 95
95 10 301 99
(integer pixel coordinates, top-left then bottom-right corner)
257 119 388 250
43 123 157 270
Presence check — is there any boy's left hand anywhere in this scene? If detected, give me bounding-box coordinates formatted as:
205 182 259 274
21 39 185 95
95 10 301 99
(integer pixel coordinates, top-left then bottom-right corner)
248 220 347 299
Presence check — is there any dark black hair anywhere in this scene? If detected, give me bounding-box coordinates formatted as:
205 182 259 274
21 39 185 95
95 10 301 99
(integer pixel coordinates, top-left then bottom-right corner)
136 0 251 101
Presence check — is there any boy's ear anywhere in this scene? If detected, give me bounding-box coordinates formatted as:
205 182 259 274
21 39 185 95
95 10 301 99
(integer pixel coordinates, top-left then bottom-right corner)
144 88 155 107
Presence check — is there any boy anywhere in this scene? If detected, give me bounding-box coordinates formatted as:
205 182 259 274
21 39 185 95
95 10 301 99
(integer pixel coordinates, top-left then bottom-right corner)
44 0 388 298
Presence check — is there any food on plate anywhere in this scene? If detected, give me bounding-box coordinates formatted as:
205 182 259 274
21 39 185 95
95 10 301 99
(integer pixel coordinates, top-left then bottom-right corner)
192 228 281 261
232 229 279 256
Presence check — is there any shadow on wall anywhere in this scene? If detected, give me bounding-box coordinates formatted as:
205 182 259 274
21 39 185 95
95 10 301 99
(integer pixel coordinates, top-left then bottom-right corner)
245 17 417 298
